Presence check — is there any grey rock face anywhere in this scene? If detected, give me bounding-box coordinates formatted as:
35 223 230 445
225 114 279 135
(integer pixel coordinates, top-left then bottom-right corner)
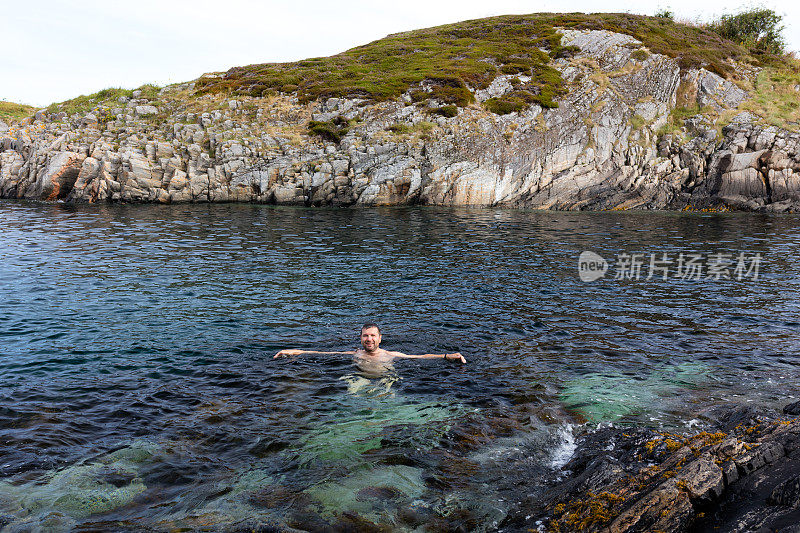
134 105 158 117
685 68 749 110
15 151 87 200
0 29 797 211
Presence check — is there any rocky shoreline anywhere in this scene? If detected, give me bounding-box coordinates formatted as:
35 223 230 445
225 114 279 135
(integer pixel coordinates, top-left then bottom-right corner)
2 29 799 211
499 402 800 532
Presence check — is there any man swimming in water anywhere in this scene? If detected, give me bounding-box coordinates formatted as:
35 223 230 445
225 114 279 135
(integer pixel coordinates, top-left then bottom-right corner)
274 323 467 367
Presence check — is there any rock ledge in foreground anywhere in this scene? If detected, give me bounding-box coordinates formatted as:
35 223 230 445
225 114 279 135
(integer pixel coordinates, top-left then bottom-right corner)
502 405 800 532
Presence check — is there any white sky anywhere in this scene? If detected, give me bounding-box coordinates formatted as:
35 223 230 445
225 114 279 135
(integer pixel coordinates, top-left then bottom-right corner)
4 0 798 107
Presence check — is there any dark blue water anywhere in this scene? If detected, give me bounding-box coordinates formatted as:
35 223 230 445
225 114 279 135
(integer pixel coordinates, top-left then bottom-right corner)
1 201 800 530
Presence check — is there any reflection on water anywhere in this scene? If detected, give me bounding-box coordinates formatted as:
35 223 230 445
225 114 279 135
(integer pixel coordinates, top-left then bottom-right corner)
2 201 800 530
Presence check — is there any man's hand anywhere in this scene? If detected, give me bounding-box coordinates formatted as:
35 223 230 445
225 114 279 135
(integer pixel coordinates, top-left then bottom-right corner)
274 349 303 359
444 352 466 363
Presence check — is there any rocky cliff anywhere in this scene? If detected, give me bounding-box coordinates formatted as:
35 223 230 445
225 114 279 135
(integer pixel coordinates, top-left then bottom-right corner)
2 17 799 211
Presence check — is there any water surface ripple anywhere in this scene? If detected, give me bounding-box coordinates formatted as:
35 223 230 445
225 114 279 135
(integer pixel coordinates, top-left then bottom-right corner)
1 202 799 530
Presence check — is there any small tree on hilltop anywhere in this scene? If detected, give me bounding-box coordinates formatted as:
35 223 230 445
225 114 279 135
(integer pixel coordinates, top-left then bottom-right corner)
708 7 786 55
655 9 674 20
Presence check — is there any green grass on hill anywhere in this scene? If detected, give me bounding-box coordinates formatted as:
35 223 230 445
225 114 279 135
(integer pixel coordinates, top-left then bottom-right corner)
29 12 789 123
197 13 574 110
195 12 758 114
739 57 800 129
46 88 133 116
45 84 160 116
0 101 36 123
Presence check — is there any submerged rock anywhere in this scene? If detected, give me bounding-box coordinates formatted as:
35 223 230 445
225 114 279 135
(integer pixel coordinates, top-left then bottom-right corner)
304 464 426 523
0 441 156 527
559 361 710 423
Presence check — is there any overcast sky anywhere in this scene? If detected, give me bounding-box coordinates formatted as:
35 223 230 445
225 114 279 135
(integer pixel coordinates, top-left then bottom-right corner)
4 0 798 107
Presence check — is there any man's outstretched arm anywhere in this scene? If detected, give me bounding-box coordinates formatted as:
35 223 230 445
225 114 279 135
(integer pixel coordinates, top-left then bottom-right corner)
389 351 467 364
274 349 356 359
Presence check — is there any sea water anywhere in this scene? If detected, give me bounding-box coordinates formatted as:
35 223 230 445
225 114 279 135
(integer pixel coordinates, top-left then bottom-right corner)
2 202 800 530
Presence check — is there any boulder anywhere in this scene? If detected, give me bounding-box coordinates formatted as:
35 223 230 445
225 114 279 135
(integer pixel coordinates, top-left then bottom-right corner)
608 481 694 533
67 157 101 200
28 151 86 200
718 168 768 200
784 401 800 416
135 105 158 117
675 455 725 503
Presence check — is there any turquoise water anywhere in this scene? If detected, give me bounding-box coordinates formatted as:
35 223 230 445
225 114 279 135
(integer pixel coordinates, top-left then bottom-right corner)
2 202 800 530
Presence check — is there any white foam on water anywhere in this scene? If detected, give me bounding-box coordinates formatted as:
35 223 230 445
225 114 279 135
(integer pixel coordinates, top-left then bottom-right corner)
549 424 576 470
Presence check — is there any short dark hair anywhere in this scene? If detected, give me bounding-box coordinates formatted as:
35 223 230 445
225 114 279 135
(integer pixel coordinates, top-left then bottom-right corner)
361 322 381 334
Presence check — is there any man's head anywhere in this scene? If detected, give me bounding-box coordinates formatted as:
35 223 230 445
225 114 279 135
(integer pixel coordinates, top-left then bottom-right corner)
360 323 382 353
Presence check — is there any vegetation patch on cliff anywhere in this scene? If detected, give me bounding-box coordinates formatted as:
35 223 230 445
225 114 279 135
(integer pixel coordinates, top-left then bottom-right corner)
0 101 37 123
385 120 437 141
740 57 800 129
308 117 351 143
658 54 800 136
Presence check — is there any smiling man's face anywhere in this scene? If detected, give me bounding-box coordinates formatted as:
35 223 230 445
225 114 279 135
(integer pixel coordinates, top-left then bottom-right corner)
360 326 382 353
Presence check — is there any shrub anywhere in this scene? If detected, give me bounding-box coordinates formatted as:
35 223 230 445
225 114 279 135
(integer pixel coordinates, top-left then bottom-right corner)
429 84 474 106
553 45 581 59
387 123 412 134
708 8 785 56
655 9 674 20
137 84 161 100
431 105 458 118
532 90 559 109
409 90 429 103
94 87 134 100
484 97 526 115
308 117 350 143
500 63 532 75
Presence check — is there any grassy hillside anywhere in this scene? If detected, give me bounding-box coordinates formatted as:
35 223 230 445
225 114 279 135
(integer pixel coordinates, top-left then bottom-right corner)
36 12 793 125
195 12 753 113
45 85 160 116
0 101 36 123
741 58 800 129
